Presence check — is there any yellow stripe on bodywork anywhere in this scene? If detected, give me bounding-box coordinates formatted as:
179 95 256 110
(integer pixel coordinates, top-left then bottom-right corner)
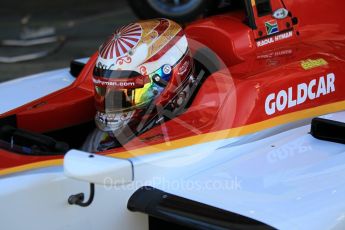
1 100 345 177
0 159 63 177
111 100 345 159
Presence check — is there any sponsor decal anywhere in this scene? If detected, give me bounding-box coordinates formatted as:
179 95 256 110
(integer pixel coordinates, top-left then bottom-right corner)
273 8 289 19
163 64 172 75
93 77 146 89
257 31 293 47
265 73 336 115
265 20 279 35
301 58 328 70
257 49 293 59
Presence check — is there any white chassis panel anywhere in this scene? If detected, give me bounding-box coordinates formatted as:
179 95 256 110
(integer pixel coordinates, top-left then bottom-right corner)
0 78 345 230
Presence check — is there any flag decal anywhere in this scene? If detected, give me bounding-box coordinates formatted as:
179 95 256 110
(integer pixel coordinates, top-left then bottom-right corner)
265 20 279 35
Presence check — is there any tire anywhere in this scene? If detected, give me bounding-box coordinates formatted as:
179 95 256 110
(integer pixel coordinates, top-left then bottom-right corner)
128 0 216 23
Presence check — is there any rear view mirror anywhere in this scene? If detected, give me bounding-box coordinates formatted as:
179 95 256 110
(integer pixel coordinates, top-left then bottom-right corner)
64 150 133 186
69 58 89 78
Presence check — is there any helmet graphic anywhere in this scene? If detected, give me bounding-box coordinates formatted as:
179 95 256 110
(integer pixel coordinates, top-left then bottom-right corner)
93 19 195 137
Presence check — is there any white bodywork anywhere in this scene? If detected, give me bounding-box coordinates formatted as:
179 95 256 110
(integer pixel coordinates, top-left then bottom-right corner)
0 58 88 115
1 109 345 229
0 69 75 115
64 151 133 185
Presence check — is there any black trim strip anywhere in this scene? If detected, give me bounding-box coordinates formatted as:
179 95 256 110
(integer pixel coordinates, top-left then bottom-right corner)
311 118 345 144
0 125 69 155
244 0 257 29
0 115 17 128
255 0 273 17
70 60 86 78
128 186 276 230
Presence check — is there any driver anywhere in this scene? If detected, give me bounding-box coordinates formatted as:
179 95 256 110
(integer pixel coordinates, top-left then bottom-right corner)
82 19 196 152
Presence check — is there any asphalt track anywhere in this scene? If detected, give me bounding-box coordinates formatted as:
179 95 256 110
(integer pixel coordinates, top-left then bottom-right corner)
0 0 136 82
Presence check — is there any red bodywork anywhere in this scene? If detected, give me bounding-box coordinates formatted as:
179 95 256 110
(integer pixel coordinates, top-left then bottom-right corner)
1 0 345 175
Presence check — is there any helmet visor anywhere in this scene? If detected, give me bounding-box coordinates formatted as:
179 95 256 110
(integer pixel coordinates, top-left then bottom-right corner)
93 66 169 113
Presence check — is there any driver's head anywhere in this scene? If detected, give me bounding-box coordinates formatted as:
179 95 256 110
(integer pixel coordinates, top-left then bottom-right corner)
93 19 194 135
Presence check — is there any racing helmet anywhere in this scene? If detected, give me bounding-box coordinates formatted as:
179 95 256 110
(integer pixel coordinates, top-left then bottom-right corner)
93 19 195 135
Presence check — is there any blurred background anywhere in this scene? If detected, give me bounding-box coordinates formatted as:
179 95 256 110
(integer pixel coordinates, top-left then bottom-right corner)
0 0 136 82
0 0 233 82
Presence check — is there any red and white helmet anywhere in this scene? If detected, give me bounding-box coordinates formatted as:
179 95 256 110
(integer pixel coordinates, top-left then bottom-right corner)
93 19 194 135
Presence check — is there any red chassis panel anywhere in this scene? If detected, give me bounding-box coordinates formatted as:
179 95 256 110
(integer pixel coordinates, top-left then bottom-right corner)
1 0 345 174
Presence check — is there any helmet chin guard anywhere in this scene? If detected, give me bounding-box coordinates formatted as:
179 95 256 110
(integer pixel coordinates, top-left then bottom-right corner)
95 110 135 133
